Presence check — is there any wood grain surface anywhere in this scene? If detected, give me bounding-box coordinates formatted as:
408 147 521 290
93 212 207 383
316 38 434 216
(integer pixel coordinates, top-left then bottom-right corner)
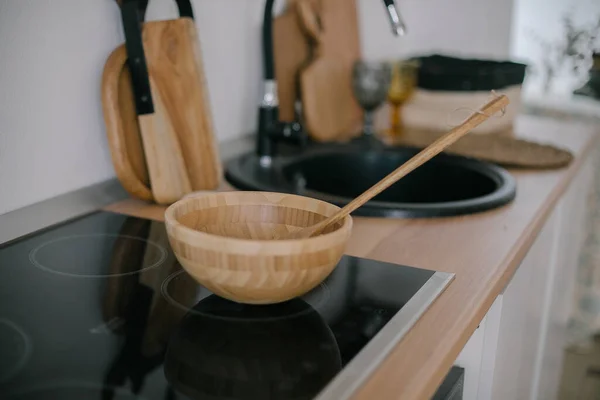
272 2 311 122
299 0 362 141
102 45 154 201
164 191 352 304
102 18 221 205
273 0 362 139
137 89 193 205
117 60 150 190
143 18 221 192
104 115 599 399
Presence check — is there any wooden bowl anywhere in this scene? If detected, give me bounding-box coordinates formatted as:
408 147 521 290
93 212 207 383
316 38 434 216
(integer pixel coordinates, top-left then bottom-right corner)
164 191 352 304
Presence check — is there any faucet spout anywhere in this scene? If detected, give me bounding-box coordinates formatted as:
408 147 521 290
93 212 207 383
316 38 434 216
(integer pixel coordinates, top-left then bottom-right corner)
382 0 407 36
256 0 408 160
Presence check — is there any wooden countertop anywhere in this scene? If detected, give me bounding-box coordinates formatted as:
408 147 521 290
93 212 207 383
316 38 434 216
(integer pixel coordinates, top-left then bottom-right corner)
104 115 599 399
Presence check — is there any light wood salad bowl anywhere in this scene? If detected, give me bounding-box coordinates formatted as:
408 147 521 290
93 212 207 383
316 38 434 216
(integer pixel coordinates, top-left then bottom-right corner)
164 191 352 304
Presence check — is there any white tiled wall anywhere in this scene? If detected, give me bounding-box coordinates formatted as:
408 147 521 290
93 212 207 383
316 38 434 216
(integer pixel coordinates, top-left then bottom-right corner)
0 0 514 215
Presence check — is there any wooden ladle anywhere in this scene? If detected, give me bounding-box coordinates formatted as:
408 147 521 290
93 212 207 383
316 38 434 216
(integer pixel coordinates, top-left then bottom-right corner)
279 94 510 240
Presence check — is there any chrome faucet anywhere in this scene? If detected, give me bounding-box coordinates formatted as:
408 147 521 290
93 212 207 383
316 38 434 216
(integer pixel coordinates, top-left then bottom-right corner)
256 0 407 165
383 0 407 36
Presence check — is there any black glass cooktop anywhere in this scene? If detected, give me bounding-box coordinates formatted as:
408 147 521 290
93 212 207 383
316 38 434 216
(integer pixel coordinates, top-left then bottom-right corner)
0 211 452 400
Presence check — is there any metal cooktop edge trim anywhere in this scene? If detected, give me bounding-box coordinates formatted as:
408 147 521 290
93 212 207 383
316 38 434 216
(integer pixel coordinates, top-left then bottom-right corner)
0 179 128 245
314 271 455 400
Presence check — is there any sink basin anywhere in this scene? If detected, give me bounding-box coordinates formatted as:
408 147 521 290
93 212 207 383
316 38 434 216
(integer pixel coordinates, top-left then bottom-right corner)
225 145 516 218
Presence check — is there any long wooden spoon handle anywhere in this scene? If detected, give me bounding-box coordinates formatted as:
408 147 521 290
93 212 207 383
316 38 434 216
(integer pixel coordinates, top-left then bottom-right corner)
299 94 510 238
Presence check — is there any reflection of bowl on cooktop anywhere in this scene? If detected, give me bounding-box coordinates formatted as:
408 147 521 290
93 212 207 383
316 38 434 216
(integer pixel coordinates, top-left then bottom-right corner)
160 269 332 320
164 296 342 400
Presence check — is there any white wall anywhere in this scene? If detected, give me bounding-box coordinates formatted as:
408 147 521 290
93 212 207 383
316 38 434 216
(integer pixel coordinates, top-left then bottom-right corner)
0 0 267 215
359 0 515 61
0 0 121 216
0 0 515 215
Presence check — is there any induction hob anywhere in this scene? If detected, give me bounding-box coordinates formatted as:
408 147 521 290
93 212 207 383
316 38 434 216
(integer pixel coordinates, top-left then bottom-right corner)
0 211 453 400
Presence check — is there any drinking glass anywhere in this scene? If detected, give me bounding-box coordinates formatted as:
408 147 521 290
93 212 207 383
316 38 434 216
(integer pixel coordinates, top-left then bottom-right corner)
352 60 392 137
387 60 419 137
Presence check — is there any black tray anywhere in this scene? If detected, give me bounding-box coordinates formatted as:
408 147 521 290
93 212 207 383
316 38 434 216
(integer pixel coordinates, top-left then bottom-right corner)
413 54 527 92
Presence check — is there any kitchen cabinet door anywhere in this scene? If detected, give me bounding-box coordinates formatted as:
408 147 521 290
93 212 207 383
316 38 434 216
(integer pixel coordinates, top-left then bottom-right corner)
531 154 594 400
454 147 595 400
489 208 559 400
454 208 558 400
454 316 486 399
475 152 594 400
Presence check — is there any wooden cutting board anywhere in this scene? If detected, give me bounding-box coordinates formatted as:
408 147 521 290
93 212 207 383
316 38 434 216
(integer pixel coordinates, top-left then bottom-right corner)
272 4 310 122
297 0 361 142
273 0 362 140
102 18 221 205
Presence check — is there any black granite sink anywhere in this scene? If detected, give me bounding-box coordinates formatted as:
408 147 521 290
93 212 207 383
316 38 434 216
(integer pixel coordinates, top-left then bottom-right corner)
225 145 516 218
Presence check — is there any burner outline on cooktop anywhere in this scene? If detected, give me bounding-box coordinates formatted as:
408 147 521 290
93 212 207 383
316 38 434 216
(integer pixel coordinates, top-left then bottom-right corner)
28 234 167 278
160 269 331 321
0 319 33 385
3 381 147 399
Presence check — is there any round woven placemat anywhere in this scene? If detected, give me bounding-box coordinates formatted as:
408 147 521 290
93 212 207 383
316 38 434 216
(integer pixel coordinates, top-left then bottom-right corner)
390 128 573 169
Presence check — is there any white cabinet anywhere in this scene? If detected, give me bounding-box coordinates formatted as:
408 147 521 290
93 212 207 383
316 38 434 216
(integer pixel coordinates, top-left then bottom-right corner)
454 153 594 400
532 157 593 400
454 316 486 399
489 208 559 400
